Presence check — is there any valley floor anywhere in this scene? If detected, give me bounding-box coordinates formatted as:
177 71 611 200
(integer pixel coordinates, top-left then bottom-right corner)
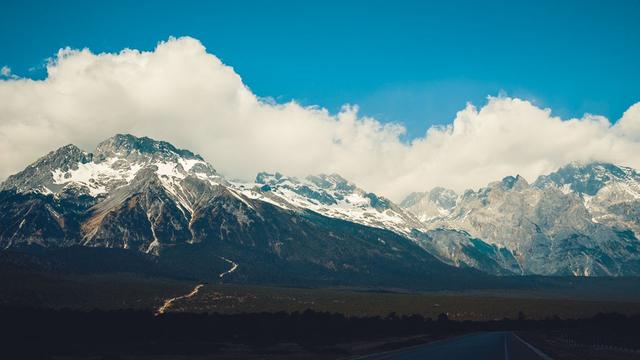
156 283 640 321
3 269 640 320
3 270 640 359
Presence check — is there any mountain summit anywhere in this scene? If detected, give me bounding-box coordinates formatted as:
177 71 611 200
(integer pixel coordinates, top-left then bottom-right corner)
2 135 639 283
533 162 640 196
402 162 640 276
1 134 219 199
0 134 486 289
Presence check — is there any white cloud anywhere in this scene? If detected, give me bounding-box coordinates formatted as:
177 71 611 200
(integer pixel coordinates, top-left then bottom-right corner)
0 37 639 201
0 66 12 77
615 103 640 141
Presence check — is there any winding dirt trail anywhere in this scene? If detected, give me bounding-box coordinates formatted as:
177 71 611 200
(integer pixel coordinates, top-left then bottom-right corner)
218 257 238 281
154 257 239 315
155 284 204 316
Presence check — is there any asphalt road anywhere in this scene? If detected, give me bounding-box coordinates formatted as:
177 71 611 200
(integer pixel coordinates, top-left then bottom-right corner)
356 332 553 360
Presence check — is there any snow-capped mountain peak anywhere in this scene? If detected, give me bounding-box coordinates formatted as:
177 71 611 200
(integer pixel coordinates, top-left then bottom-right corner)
401 161 640 276
0 144 93 194
251 171 423 235
533 161 640 196
1 134 219 198
93 134 206 164
3 136 639 278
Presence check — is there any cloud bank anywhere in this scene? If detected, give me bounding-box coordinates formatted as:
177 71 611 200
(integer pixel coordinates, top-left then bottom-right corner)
1 37 639 201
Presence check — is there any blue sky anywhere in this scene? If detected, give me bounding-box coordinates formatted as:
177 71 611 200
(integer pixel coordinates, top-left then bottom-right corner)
2 0 639 139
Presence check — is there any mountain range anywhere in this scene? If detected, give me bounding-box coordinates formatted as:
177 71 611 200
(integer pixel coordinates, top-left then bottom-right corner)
1 134 639 287
402 163 640 276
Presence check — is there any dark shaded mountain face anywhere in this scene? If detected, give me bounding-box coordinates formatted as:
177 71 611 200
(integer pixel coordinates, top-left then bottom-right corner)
0 134 489 289
4 134 639 283
402 163 640 276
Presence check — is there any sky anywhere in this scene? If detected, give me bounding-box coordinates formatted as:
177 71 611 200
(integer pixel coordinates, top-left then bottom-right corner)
2 0 640 138
1 1 639 200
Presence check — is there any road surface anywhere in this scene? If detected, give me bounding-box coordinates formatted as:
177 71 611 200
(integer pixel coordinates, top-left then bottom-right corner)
355 332 552 360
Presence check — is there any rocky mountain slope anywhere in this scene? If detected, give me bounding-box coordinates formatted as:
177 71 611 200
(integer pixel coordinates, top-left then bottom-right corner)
242 172 515 275
402 163 640 276
3 134 638 280
0 134 490 288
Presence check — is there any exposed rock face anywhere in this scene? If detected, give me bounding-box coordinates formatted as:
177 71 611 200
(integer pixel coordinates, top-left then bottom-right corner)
1 144 93 195
533 162 640 196
4 134 638 280
0 134 487 288
252 172 426 236
535 162 640 241
402 163 640 276
401 187 459 222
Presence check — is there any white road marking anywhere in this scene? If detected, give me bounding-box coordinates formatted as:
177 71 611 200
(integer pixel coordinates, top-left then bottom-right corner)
504 333 509 360
511 332 554 360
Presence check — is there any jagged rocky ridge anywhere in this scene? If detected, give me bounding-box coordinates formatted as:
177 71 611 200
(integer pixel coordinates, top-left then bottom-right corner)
0 134 491 288
3 134 639 280
402 163 640 276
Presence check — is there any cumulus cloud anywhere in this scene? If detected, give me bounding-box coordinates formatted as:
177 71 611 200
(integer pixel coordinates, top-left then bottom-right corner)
0 66 13 78
0 37 639 201
615 103 640 141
